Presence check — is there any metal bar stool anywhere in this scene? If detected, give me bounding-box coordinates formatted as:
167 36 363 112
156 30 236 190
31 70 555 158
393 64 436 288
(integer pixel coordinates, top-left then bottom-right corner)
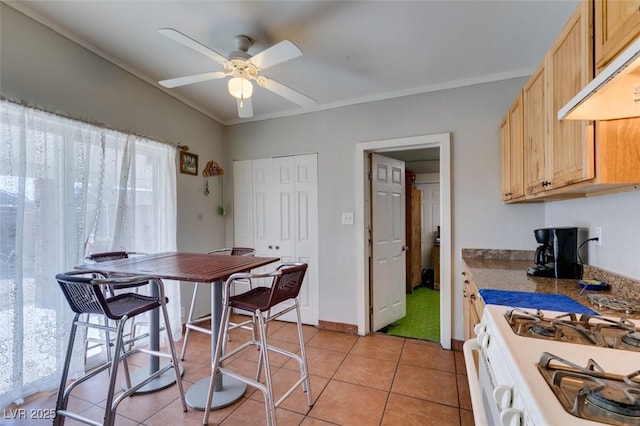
84 251 151 362
203 263 312 426
180 247 256 361
54 270 187 426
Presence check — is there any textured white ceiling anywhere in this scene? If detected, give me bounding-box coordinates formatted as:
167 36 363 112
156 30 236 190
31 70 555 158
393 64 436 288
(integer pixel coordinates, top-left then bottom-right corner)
9 0 579 125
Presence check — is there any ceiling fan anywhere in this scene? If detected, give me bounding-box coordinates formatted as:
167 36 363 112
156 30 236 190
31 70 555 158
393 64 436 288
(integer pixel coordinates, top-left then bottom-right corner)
158 28 316 118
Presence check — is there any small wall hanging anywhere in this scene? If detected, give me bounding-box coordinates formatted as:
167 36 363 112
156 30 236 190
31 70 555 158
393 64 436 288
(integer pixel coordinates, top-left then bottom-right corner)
179 150 198 175
202 160 225 215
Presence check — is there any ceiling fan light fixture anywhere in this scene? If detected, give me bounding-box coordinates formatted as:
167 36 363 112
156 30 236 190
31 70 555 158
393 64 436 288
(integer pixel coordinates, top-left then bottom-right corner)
228 77 253 100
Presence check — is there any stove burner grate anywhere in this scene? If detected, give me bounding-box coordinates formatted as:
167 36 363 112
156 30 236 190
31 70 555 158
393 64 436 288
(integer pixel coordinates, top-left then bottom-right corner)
538 352 640 425
588 294 640 314
621 332 640 348
584 387 640 418
530 322 558 337
505 307 640 351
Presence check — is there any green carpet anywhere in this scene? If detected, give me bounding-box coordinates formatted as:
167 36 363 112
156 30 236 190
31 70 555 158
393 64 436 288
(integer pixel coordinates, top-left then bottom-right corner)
383 287 440 341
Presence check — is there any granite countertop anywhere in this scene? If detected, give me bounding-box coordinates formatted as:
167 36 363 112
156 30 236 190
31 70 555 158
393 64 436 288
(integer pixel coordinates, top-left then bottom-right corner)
463 257 587 296
462 249 640 319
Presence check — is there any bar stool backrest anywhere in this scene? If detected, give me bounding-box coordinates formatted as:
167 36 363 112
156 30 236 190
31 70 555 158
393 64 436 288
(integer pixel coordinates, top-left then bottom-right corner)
208 247 256 257
262 263 308 311
56 271 109 317
230 247 256 257
86 251 129 262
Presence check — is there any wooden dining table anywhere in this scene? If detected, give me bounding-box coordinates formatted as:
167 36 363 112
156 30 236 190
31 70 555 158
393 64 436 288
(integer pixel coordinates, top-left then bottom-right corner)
76 251 280 410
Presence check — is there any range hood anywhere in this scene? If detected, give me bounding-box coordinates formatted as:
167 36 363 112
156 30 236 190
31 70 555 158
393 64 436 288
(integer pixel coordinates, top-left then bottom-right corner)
558 36 640 121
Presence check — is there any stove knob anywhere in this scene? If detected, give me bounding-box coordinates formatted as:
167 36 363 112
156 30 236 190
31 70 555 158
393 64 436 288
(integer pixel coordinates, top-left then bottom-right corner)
499 408 522 426
493 385 513 410
477 330 490 349
473 323 486 336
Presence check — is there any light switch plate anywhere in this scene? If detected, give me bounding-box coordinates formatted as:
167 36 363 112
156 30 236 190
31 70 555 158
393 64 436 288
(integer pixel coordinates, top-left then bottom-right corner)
341 212 354 225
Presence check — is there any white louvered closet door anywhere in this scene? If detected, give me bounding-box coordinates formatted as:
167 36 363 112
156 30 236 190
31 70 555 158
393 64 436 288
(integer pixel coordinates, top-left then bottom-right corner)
233 154 318 325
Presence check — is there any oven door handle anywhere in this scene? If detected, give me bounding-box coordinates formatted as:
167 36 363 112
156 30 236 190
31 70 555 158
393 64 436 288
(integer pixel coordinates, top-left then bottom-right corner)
463 339 489 426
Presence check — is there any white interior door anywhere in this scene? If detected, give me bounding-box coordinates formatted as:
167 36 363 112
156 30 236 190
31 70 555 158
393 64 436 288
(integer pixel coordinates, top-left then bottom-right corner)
233 154 318 325
233 160 253 248
291 154 319 325
258 156 295 262
417 182 440 269
371 153 406 331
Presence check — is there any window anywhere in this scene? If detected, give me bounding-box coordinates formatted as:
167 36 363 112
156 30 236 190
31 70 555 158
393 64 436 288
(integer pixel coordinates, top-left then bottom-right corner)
0 100 180 409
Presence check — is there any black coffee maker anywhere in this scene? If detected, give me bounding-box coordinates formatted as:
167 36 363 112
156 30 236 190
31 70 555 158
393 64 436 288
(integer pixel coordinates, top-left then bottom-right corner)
526 227 579 279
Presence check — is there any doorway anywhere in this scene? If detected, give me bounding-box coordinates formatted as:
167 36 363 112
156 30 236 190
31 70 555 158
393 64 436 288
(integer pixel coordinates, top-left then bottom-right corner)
381 171 441 341
355 133 451 349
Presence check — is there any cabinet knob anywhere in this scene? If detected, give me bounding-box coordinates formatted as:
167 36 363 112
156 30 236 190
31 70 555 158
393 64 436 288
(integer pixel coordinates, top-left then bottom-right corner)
470 294 477 301
462 271 466 276
464 279 470 284
268 245 273 249
275 245 280 250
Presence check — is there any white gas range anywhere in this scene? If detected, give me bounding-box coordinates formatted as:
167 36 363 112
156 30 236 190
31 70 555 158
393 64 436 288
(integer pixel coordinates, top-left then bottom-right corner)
463 304 640 426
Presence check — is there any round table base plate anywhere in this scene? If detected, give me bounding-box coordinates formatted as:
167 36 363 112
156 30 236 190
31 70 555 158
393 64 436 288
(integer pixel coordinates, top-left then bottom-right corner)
186 376 247 410
124 363 184 395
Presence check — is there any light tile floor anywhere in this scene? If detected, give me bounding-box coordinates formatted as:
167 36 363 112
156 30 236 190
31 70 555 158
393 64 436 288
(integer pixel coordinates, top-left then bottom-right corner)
5 316 474 425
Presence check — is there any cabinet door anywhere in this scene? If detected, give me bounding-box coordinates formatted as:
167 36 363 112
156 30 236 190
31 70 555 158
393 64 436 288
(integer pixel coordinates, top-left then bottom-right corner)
546 2 594 190
500 93 524 201
463 272 481 340
523 64 548 195
595 0 640 72
508 93 524 199
500 114 511 201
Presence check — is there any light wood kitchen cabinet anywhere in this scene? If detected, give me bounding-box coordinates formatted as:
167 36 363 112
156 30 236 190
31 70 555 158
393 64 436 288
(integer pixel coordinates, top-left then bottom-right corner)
511 2 593 199
502 0 640 202
502 1 640 201
405 181 421 293
594 0 640 73
545 1 594 192
463 269 484 340
523 63 548 195
500 92 524 202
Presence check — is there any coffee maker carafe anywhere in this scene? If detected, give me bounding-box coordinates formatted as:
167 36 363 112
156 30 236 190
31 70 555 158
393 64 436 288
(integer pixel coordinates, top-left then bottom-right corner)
526 227 579 279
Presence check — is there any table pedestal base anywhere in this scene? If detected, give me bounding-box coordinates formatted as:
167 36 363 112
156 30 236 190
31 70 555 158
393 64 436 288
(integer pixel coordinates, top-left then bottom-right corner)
185 376 247 410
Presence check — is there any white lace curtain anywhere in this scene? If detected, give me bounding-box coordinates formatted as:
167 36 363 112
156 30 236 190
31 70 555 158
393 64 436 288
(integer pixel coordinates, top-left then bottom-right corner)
0 100 180 409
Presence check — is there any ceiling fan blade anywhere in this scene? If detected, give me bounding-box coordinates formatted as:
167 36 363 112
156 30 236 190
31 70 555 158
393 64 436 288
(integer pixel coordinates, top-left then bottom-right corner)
159 71 227 88
259 77 316 108
158 28 228 66
237 97 253 118
249 40 302 70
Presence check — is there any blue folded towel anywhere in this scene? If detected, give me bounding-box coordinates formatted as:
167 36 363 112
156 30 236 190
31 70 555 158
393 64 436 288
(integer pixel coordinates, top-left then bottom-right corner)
478 289 598 315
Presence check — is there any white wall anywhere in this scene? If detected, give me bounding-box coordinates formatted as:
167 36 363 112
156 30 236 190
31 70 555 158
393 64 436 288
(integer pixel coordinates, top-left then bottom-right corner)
1 4 228 319
10 3 636 341
225 78 547 339
545 191 640 280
